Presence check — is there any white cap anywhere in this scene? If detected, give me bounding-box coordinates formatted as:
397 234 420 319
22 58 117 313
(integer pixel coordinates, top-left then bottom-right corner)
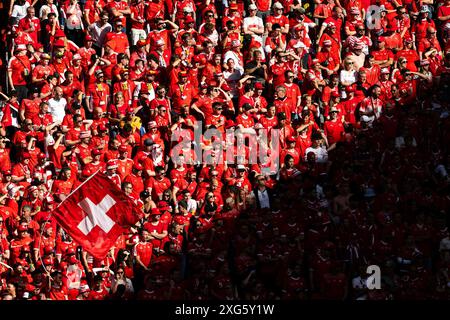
248 4 258 10
273 2 283 9
237 164 246 170
293 41 306 49
16 44 27 51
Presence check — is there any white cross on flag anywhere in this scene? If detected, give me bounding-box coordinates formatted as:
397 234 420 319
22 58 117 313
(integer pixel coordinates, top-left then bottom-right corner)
52 172 142 259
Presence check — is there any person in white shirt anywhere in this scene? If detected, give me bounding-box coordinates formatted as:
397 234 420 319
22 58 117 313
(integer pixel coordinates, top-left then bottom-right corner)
87 12 112 52
47 86 67 123
305 132 329 163
39 0 59 21
10 0 30 23
243 4 265 45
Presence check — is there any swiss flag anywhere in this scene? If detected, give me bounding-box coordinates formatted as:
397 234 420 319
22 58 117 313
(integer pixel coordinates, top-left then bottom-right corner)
52 172 142 259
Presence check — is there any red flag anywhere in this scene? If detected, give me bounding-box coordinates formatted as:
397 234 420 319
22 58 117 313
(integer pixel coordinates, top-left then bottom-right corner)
52 172 142 259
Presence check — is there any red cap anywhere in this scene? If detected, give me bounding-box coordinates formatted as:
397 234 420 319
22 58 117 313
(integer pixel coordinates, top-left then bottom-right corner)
43 257 53 265
85 34 93 41
54 29 66 38
66 248 76 255
53 39 65 47
345 85 356 93
254 82 264 90
229 3 238 10
133 163 143 171
151 208 161 216
98 124 107 132
140 85 149 95
158 201 171 211
286 136 296 143
173 216 185 225
44 245 54 254
119 145 128 153
38 152 46 159
179 70 188 77
185 15 195 23
107 159 118 169
18 225 28 232
22 152 31 159
3 170 12 175
331 91 340 98
92 149 102 156
69 256 78 264
137 39 147 47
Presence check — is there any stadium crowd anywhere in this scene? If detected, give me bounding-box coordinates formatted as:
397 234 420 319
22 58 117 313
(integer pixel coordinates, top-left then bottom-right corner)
0 0 449 300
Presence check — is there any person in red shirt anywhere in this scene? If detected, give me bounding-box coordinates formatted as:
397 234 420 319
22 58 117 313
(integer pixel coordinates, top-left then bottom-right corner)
87 274 109 300
51 167 74 202
18 6 41 45
133 229 153 272
395 38 419 72
324 107 345 145
8 45 32 102
417 27 442 59
146 166 171 202
169 70 195 114
104 20 130 56
87 70 110 112
371 37 394 68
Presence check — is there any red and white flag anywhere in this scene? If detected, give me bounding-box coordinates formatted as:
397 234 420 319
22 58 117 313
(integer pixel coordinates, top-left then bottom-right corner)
52 172 142 259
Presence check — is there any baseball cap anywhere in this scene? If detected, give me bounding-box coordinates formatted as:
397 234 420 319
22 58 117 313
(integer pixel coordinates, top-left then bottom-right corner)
137 39 147 47
91 149 102 156
148 121 158 129
323 40 332 46
150 208 161 216
184 15 195 23
254 82 264 90
286 136 296 143
293 41 307 49
273 2 283 9
54 29 66 38
98 124 107 132
15 44 27 51
22 152 31 159
231 39 241 47
248 4 257 10
381 67 390 74
79 131 91 139
53 39 65 47
107 159 118 169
